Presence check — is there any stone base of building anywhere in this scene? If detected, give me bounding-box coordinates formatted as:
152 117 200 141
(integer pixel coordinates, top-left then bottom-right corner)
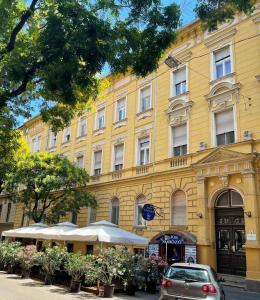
246 279 260 293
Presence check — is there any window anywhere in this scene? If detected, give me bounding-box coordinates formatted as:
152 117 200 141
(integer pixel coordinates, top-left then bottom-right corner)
173 68 186 96
135 196 146 226
214 47 231 79
89 207 96 224
31 136 41 152
70 212 77 224
140 86 151 112
78 117 87 137
93 150 102 175
172 124 187 156
67 243 74 253
6 203 12 223
49 131 57 148
111 198 119 225
96 108 105 130
76 155 84 168
116 97 126 122
171 190 187 226
138 137 150 165
215 109 235 146
114 144 124 171
215 190 243 208
63 127 71 143
86 245 94 255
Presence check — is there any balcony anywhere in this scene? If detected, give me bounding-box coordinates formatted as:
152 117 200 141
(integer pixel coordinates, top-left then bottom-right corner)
111 171 123 180
170 156 189 168
136 165 150 175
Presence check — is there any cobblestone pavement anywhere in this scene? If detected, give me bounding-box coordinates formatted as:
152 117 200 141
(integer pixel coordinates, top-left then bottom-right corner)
1 272 260 300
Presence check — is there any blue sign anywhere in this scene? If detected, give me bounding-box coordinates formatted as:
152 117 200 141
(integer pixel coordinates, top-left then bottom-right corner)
158 234 184 245
142 204 156 221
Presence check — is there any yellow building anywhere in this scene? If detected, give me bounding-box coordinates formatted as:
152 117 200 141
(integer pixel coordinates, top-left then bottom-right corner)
11 7 260 291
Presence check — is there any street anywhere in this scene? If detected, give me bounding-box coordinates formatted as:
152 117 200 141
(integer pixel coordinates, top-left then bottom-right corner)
0 272 260 300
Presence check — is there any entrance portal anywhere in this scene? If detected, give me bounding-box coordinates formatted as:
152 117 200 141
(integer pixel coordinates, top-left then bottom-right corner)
215 189 246 276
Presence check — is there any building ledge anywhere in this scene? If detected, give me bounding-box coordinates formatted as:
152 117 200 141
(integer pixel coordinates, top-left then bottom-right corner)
136 108 153 120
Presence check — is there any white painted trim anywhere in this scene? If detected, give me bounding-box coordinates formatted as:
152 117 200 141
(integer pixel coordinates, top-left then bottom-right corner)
137 83 152 113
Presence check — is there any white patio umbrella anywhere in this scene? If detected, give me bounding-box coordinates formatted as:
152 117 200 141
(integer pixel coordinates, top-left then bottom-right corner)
37 221 78 240
61 220 149 246
2 222 48 239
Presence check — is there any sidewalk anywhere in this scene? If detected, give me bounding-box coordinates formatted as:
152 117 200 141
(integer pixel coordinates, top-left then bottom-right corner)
0 272 159 300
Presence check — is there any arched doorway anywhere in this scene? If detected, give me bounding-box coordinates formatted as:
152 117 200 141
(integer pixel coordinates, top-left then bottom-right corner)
215 189 246 276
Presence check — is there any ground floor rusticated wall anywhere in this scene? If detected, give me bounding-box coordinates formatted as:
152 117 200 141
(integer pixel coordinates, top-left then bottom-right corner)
11 148 260 292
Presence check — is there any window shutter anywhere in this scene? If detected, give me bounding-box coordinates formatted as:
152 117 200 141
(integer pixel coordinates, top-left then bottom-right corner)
77 156 84 168
172 124 187 147
94 151 102 169
172 191 186 225
114 144 124 165
117 98 125 109
174 68 186 84
215 110 234 134
141 86 150 100
215 47 230 62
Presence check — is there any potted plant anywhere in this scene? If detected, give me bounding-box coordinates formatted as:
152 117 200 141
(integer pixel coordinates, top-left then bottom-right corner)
85 247 127 298
18 245 40 279
143 256 167 293
64 252 87 293
4 241 22 274
38 245 68 285
0 241 8 271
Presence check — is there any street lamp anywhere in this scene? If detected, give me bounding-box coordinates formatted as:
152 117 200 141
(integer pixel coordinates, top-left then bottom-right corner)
164 55 181 69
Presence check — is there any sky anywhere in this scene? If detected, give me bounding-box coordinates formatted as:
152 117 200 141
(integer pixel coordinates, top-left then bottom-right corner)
19 0 196 125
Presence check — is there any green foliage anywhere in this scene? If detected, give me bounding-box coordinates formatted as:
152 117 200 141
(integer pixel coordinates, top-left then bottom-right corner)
64 252 88 281
5 152 96 223
0 110 28 194
85 247 127 285
195 0 255 31
38 245 68 276
0 0 181 129
1 241 22 268
17 245 40 271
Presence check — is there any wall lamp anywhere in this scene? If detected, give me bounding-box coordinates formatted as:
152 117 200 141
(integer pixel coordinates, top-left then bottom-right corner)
196 212 203 219
244 211 252 218
164 55 181 69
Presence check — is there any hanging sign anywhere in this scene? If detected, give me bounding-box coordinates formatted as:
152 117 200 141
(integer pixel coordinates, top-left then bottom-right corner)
158 234 184 245
148 244 159 257
142 204 156 221
185 245 197 263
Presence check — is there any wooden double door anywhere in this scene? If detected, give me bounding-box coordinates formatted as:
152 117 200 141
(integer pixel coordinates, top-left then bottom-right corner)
215 207 246 276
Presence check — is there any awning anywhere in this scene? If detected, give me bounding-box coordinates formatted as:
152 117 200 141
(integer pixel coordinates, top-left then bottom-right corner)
37 222 78 240
61 220 149 246
2 222 48 239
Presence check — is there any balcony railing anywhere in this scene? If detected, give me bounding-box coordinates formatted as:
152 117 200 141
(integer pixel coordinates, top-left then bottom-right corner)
170 156 188 168
111 171 123 180
136 165 149 175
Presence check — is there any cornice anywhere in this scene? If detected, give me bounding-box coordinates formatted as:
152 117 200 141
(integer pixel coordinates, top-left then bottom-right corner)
204 28 237 48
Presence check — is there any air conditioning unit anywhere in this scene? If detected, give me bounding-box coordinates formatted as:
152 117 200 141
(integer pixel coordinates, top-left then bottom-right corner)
199 142 207 150
244 131 252 140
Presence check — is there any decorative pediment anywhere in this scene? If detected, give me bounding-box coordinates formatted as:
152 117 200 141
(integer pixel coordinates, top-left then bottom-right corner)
195 148 248 166
166 100 193 126
193 148 255 179
205 82 240 112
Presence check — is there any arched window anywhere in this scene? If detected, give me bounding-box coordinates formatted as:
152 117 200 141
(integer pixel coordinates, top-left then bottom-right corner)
111 198 119 225
171 190 187 226
215 189 243 208
135 195 146 226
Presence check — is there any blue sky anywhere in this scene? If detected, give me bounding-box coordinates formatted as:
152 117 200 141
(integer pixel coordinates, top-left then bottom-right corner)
19 1 196 125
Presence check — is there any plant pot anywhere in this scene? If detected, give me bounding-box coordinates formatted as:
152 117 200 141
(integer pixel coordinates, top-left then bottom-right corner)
70 280 81 293
44 274 55 285
21 269 30 279
104 284 115 298
7 265 14 274
146 280 157 294
126 282 136 296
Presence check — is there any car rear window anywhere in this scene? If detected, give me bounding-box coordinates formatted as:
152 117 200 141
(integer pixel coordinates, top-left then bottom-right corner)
165 266 210 283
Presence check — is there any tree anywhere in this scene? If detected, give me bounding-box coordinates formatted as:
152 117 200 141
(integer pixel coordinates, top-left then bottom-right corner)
195 0 255 31
0 110 28 194
5 152 96 223
0 0 254 130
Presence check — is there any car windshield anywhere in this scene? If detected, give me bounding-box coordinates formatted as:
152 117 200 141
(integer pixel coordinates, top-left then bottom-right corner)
165 266 210 283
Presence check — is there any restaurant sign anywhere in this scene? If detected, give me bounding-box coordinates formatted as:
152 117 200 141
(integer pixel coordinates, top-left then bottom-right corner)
158 234 184 245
